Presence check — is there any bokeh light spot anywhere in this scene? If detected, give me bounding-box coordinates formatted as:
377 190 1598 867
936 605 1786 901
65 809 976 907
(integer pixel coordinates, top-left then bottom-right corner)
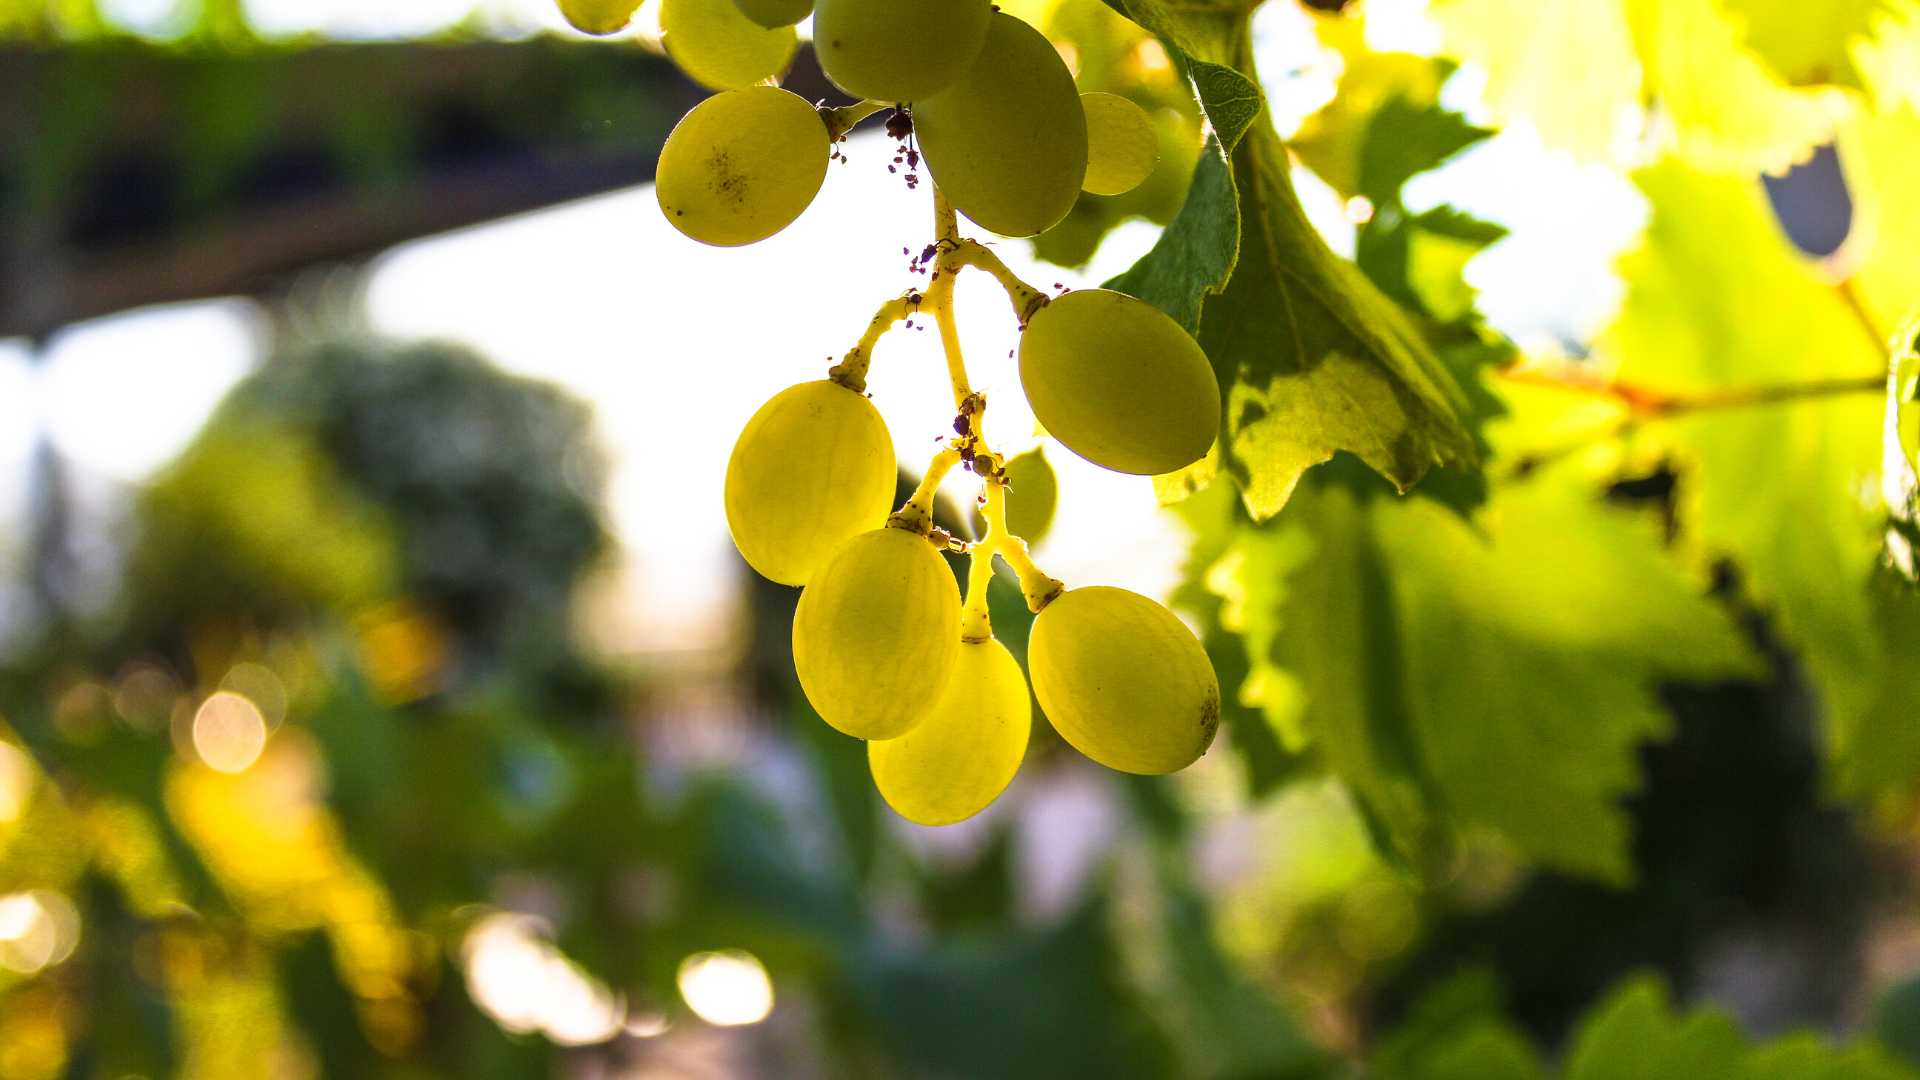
0 891 81 974
191 692 267 774
462 913 626 1047
676 949 773 1027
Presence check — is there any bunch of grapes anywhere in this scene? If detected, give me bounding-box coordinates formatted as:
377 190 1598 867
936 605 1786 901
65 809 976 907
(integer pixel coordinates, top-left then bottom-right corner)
566 0 1224 824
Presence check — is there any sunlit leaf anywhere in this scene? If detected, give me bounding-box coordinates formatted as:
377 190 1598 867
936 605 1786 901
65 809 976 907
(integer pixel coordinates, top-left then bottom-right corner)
1720 0 1891 89
1213 472 1756 882
1601 159 1902 799
1430 0 1643 161
1434 0 1849 170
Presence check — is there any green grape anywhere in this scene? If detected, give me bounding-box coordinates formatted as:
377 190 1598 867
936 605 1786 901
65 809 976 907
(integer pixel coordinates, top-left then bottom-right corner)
725 381 895 586
1029 586 1219 775
793 527 962 740
661 0 798 91
812 0 991 103
1079 92 1158 196
734 0 811 28
656 87 828 247
914 12 1087 237
973 447 1056 543
1020 289 1219 475
869 637 1030 825
558 0 643 34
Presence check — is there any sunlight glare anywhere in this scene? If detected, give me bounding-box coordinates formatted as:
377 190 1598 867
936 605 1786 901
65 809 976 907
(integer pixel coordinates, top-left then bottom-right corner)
676 949 773 1027
463 913 627 1046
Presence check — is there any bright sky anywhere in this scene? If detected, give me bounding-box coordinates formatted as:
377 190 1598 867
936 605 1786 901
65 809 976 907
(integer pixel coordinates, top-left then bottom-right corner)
0 0 1648 658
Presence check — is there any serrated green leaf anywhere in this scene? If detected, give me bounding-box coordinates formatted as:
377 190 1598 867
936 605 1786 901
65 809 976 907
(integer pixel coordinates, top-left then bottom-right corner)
1290 18 1457 199
1433 0 1849 171
1564 978 1753 1080
1431 0 1643 161
1370 972 1546 1080
1220 472 1757 882
1198 121 1479 517
1107 142 1242 332
1103 0 1476 517
1356 96 1493 208
1626 0 1850 173
1564 975 1918 1080
1599 160 1901 800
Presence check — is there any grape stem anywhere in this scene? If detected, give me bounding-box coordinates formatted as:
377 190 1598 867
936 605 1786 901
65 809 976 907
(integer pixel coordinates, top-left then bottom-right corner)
819 99 890 141
828 294 917 393
919 188 1066 620
891 448 962 536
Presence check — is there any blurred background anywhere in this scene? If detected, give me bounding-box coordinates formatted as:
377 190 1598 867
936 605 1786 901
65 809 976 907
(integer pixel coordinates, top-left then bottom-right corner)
1 0 1918 1077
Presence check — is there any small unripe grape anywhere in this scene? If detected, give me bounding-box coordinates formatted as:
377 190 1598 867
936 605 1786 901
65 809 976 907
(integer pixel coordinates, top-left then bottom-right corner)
661 0 797 90
725 380 895 586
813 0 992 102
734 0 811 28
973 447 1056 543
558 0 643 34
1080 92 1158 196
914 12 1087 237
869 637 1030 825
656 87 828 247
1020 289 1219 475
1029 586 1219 775
793 527 962 740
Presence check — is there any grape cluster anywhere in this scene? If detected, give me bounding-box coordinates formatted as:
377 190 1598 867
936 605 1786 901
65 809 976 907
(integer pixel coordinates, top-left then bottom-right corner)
565 0 1223 824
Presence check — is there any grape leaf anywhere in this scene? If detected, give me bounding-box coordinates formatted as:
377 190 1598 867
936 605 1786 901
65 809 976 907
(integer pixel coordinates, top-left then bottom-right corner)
1103 0 1477 518
1212 471 1757 882
1370 974 1545 1080
1625 0 1850 173
1565 976 1916 1080
1433 0 1849 171
1598 160 1903 801
1720 0 1891 89
1197 121 1481 517
1856 2 1920 109
1840 102 1920 345
1290 17 1458 199
1429 0 1643 161
1355 96 1494 209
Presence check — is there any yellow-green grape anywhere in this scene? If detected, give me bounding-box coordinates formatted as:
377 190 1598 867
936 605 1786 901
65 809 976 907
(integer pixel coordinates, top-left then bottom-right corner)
1079 92 1158 196
812 0 991 102
914 12 1087 237
1029 586 1219 775
734 0 811 28
656 87 828 247
973 447 1056 543
661 0 797 90
725 381 895 586
1019 289 1219 475
558 0 643 34
869 637 1030 825
793 527 962 740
